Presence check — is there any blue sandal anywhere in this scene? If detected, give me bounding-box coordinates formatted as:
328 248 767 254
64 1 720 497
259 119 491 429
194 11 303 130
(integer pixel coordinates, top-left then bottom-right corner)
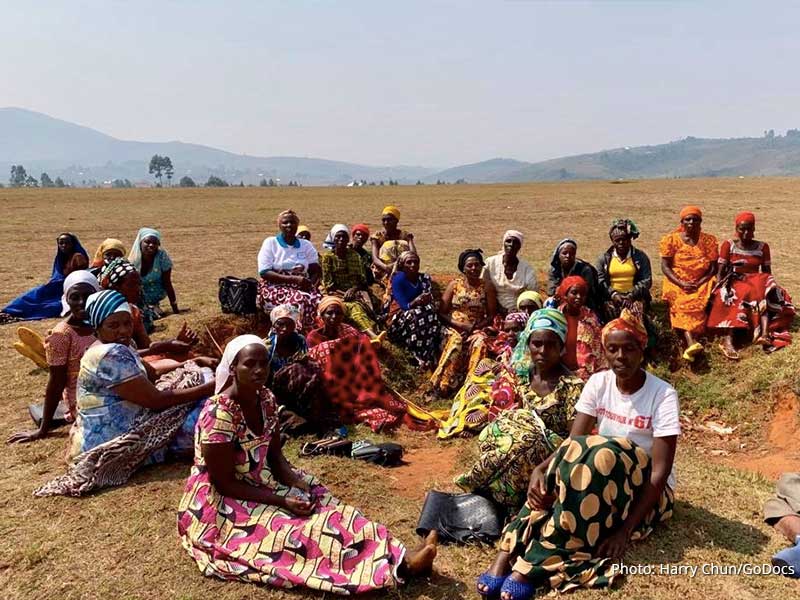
476 572 506 599
499 575 536 600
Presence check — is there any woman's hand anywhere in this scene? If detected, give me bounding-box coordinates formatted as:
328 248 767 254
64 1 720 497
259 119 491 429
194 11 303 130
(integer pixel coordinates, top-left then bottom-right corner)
7 429 46 444
596 528 630 558
413 291 433 308
193 356 220 369
151 340 192 355
343 287 359 302
170 302 181 314
295 276 312 291
283 494 314 516
527 465 554 510
679 280 698 293
176 323 199 346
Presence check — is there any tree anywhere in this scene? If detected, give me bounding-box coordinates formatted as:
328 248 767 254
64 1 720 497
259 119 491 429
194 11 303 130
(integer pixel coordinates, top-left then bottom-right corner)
112 178 133 188
9 165 27 187
54 177 66 188
163 156 174 186
205 175 229 187
40 172 54 187
25 175 39 187
259 178 268 187
179 175 196 187
148 154 173 186
269 178 276 187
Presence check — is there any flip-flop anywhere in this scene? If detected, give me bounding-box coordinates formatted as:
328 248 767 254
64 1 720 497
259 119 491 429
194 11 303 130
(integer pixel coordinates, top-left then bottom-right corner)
13 341 48 369
682 342 703 362
499 575 536 600
17 326 46 356
476 572 506 599
718 343 740 361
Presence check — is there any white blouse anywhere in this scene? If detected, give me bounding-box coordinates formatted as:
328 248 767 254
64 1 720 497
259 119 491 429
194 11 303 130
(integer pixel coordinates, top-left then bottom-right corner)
257 236 319 275
482 254 538 312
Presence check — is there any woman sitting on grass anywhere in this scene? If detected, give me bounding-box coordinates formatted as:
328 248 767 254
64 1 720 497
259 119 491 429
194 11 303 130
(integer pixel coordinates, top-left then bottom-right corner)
384 250 441 369
7 271 100 444
177 335 437 594
557 276 605 381
89 238 126 277
455 309 584 510
429 249 497 397
129 227 180 330
477 309 679 599
707 211 796 359
660 205 718 362
257 209 322 332
320 224 383 342
349 223 375 285
370 205 416 281
2 232 89 324
483 231 538 315
546 238 599 312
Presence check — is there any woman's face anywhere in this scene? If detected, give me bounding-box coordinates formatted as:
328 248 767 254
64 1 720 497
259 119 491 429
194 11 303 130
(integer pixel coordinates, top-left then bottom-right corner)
321 304 344 329
352 230 369 248
141 235 160 257
518 300 539 316
103 248 124 264
382 214 399 231
528 329 563 371
463 256 483 279
66 283 96 320
503 237 521 257
333 231 349 251
565 285 586 310
57 235 74 254
402 255 420 275
736 221 755 242
273 316 296 339
603 330 644 379
97 311 133 346
279 216 298 238
233 344 270 389
297 231 311 241
681 214 702 235
503 319 525 336
115 271 142 304
611 233 632 257
558 244 576 270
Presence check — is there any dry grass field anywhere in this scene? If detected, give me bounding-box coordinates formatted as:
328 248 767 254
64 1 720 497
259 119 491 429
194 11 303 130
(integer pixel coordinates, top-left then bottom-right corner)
1 179 799 600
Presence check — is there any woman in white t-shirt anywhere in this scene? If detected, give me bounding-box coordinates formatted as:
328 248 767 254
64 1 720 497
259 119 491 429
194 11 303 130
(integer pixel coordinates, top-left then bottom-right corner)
257 210 322 332
477 309 679 600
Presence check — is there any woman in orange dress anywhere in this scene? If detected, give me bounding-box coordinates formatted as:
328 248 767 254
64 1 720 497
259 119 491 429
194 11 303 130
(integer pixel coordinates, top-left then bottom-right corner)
659 206 718 361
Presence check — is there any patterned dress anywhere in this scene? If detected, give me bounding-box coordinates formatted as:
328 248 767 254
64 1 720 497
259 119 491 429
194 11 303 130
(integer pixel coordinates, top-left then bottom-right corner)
177 391 406 594
659 231 718 333
320 249 376 332
561 305 605 382
44 320 96 421
430 277 490 396
385 272 441 365
140 249 173 306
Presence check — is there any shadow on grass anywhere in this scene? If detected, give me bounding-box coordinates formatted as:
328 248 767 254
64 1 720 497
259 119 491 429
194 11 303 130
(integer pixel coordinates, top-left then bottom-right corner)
628 499 770 564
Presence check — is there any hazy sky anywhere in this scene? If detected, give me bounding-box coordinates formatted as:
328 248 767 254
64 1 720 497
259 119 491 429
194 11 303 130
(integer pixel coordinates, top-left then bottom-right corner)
3 1 800 167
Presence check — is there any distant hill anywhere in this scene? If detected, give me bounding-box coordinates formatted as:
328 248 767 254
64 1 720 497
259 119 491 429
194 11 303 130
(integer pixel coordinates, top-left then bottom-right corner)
3 107 800 186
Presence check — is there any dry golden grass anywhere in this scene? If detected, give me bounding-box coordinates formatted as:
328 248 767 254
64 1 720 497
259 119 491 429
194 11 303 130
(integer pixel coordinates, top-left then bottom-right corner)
1 179 799 599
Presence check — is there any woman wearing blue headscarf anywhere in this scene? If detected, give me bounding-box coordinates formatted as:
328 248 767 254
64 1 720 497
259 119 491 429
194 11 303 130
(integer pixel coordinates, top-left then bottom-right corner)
129 227 179 330
1 233 89 322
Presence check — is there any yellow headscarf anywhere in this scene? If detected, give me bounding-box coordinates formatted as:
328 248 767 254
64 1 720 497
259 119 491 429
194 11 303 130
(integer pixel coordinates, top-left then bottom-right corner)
382 205 401 220
91 238 127 268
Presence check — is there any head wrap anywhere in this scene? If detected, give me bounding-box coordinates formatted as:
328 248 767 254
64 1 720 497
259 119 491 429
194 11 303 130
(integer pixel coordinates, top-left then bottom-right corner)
270 303 302 328
557 275 589 300
609 219 640 240
318 295 345 315
53 233 89 279
549 238 578 280
60 270 101 316
601 308 648 349
396 250 419 272
85 290 131 329
503 230 524 247
100 258 137 290
296 225 311 236
510 308 569 383
128 227 164 269
382 205 401 220
323 224 350 251
516 290 543 311
91 239 126 268
457 248 484 273
735 211 756 227
679 205 702 220
276 209 300 227
504 311 529 328
214 334 267 394
351 223 370 237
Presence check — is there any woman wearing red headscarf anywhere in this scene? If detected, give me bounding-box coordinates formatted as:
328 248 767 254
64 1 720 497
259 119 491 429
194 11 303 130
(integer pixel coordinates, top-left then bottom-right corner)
707 212 796 359
659 206 718 361
557 275 605 381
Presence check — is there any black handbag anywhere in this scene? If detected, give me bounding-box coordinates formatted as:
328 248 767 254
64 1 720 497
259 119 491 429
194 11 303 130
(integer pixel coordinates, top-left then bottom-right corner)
218 276 258 315
416 490 504 545
351 441 405 467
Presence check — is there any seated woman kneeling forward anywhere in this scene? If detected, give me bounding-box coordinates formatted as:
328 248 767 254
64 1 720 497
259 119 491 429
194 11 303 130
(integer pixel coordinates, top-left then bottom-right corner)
177 335 437 594
477 309 679 599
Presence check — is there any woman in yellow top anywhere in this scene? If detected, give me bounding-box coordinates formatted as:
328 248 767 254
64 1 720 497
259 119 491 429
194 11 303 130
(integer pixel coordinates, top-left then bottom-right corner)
659 206 718 361
595 219 653 323
370 205 416 280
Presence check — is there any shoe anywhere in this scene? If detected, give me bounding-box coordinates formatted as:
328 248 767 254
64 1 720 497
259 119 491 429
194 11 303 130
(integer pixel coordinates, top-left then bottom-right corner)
17 327 46 356
682 342 703 362
499 574 536 600
718 343 740 361
13 341 48 369
476 572 507 599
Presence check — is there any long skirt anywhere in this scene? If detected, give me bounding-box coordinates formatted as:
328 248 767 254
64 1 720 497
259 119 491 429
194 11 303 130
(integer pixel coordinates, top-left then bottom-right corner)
257 279 321 332
429 328 488 397
498 435 674 592
386 304 441 366
707 272 770 331
343 297 377 332
178 470 406 594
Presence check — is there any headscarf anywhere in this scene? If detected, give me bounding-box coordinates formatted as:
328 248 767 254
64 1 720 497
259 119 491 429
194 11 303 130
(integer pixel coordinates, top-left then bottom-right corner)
91 238 127 268
735 211 756 227
53 233 88 279
503 230 524 247
609 219 640 240
548 238 578 281
457 248 484 273
504 311 529 328
510 308 569 381
516 290 543 311
557 275 589 300
85 290 131 329
276 209 300 227
351 223 370 237
601 308 648 349
60 270 101 317
270 303 302 328
679 205 702 220
382 205 401 220
128 227 165 270
396 250 419 274
296 225 311 237
100 258 137 289
323 224 350 251
215 334 267 394
318 295 345 315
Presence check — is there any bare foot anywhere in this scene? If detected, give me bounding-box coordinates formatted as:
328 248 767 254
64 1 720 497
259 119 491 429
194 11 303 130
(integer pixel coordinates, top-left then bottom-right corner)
403 531 438 576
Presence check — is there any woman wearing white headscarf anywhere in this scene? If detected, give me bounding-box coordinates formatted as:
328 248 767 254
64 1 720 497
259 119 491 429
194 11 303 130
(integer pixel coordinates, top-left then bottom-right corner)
482 230 539 314
129 227 179 329
178 334 438 594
